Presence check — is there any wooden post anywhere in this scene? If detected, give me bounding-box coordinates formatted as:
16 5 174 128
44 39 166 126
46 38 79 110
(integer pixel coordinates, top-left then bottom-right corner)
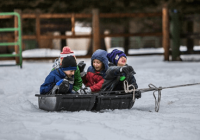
170 9 181 61
162 7 170 61
14 9 22 64
36 14 40 48
71 13 75 36
92 9 100 53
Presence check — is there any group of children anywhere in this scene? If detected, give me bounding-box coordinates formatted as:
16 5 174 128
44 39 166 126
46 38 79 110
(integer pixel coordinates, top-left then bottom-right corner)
40 46 140 98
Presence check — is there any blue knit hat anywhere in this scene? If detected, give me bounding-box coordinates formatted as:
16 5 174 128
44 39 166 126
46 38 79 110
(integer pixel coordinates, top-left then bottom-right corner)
107 49 127 65
61 56 77 71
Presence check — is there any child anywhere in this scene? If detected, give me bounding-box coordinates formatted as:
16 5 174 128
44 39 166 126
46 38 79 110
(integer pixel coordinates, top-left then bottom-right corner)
78 49 108 94
40 56 77 94
52 46 82 93
102 49 140 98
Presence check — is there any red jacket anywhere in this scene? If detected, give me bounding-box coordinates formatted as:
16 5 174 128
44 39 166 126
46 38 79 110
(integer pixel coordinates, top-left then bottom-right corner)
82 66 105 92
83 49 109 92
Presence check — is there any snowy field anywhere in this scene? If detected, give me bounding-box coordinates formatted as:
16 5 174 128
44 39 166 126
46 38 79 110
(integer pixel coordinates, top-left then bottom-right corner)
0 49 200 140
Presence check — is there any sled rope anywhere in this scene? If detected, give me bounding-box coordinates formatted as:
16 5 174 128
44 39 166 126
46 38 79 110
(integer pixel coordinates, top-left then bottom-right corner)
143 82 200 112
148 84 162 112
123 80 136 102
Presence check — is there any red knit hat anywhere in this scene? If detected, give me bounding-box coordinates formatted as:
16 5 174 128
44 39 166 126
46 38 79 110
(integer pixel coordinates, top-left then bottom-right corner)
60 46 75 58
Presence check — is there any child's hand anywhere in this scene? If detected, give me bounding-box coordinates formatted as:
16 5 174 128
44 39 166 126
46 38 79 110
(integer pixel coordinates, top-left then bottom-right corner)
52 79 70 94
78 61 87 77
120 66 133 74
58 79 69 94
77 87 91 94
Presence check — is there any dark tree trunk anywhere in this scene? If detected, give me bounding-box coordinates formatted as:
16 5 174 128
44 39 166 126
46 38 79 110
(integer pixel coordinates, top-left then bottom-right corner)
60 31 67 52
124 21 129 54
186 21 194 54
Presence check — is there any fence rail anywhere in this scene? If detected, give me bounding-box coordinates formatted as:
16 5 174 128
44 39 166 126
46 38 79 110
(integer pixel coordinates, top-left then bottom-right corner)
0 9 181 61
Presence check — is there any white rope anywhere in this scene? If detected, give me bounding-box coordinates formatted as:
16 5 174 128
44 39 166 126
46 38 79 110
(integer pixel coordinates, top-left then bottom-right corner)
123 80 136 102
148 84 162 112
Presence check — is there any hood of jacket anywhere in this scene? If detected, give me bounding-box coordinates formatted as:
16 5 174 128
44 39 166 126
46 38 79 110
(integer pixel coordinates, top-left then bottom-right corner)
91 49 108 71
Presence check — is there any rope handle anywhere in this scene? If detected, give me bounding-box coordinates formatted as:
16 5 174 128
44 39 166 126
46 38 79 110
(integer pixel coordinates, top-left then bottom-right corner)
148 84 162 112
123 80 136 102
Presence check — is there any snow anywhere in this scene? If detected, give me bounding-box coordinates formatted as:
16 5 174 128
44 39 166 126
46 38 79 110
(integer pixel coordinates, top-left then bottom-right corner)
0 48 200 140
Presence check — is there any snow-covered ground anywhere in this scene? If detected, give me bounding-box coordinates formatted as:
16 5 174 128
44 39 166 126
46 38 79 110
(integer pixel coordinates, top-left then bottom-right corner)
0 49 200 140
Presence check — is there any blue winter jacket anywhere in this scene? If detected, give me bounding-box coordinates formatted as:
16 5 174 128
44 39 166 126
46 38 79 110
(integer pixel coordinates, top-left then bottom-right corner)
40 68 73 94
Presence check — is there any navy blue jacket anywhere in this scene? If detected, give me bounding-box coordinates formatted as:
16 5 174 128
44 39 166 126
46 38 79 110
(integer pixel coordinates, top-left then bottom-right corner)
40 68 73 94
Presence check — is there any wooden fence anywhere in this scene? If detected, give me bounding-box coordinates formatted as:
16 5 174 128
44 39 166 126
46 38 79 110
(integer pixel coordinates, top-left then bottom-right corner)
0 8 170 61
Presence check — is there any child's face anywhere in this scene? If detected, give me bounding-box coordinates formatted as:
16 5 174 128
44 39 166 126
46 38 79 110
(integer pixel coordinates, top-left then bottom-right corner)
64 70 75 78
117 56 127 66
93 59 103 71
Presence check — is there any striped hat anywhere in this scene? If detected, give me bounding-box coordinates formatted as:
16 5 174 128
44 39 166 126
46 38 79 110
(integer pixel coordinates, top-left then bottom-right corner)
107 49 127 65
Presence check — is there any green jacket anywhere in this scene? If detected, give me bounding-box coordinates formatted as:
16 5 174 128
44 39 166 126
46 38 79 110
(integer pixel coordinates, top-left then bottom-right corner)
52 66 82 91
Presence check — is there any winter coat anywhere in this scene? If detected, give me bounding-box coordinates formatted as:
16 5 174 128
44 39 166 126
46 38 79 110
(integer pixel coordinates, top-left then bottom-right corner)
40 68 74 94
82 49 108 92
52 58 82 91
102 63 138 91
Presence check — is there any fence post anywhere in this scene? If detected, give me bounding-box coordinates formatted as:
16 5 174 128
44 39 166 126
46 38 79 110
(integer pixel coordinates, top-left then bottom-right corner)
71 13 75 36
170 9 181 61
92 9 100 53
162 7 170 61
36 13 40 48
14 9 22 64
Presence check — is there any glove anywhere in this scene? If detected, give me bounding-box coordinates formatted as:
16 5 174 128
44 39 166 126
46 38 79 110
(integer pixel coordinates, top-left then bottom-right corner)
58 79 69 94
78 61 86 73
77 87 91 95
52 58 60 69
135 90 141 99
78 61 86 77
51 85 59 94
52 79 69 94
120 66 136 82
120 66 134 75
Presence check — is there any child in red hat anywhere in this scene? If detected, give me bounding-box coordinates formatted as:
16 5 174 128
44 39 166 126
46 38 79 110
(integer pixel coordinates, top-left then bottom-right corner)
52 46 82 93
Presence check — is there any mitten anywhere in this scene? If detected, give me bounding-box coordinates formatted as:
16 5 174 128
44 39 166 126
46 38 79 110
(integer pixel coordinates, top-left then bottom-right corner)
56 79 70 94
78 61 86 77
52 58 60 69
77 87 91 95
51 85 59 94
120 66 134 75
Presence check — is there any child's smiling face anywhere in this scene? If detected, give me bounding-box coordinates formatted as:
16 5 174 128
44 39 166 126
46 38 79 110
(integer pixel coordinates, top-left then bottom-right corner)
64 70 75 78
117 56 127 66
93 59 103 71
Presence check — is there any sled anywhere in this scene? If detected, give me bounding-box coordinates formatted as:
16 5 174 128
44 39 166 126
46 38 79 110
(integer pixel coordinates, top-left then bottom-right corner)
35 94 96 111
92 93 134 111
35 91 135 112
36 82 200 112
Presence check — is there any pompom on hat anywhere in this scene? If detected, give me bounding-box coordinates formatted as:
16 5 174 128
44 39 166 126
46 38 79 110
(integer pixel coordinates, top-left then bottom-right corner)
107 49 127 65
60 46 75 58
